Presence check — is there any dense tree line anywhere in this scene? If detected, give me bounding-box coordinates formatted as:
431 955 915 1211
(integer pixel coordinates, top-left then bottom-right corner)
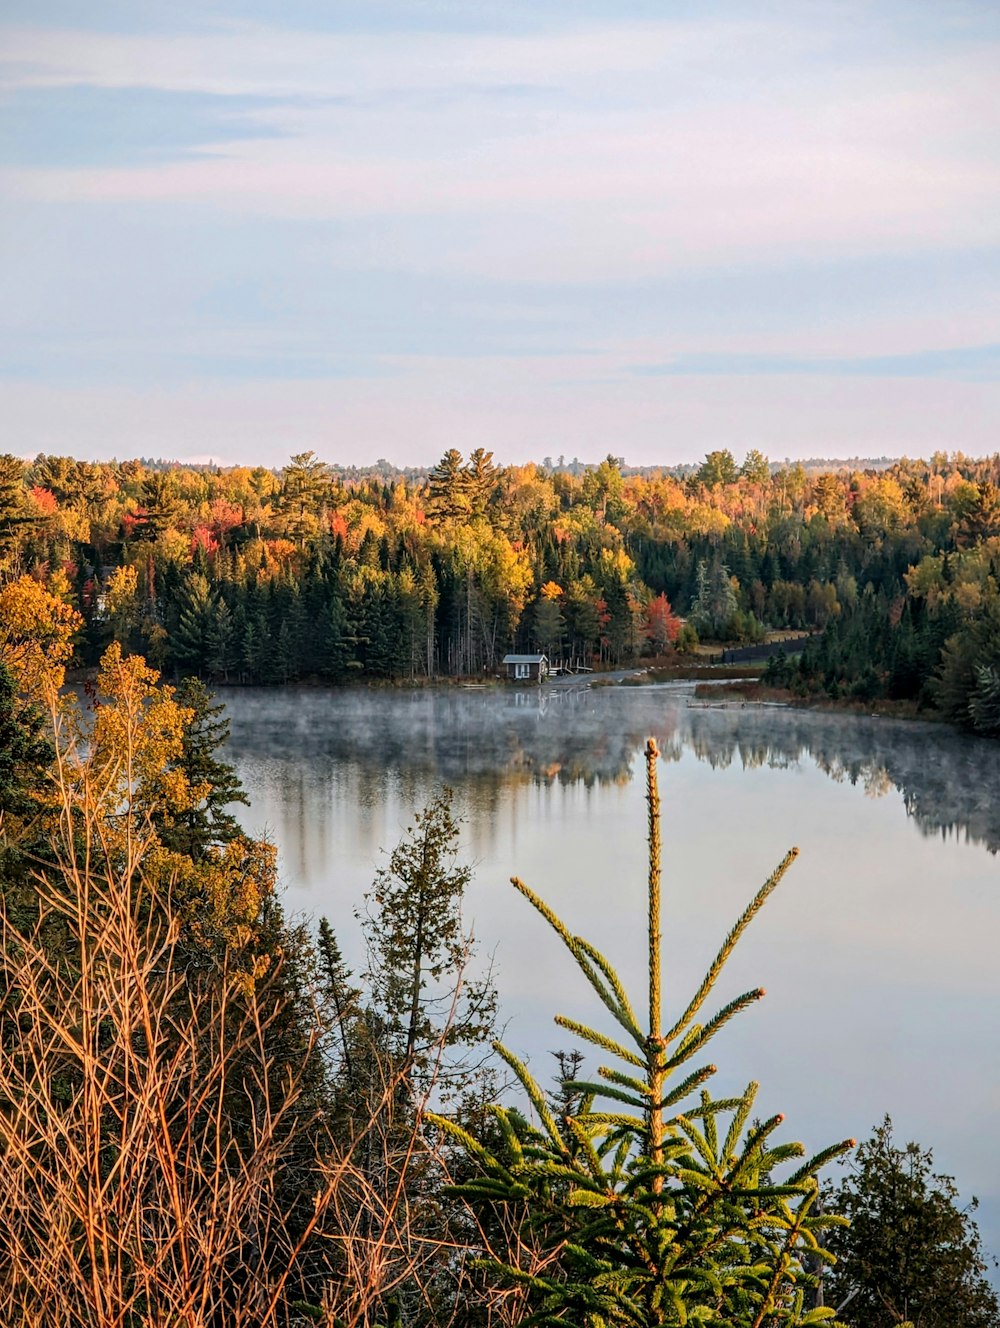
2 446 1000 727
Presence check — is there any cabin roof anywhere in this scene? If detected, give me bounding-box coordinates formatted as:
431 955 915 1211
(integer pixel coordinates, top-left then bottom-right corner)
502 653 548 664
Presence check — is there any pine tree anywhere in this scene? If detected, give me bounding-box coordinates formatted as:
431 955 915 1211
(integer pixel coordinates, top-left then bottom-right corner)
466 447 499 516
172 572 213 675
433 740 852 1327
969 663 1000 735
0 660 53 823
531 589 565 657
697 448 739 488
0 454 34 560
205 597 236 682
135 472 180 540
690 558 739 638
319 593 352 681
360 788 497 1098
741 449 772 486
153 677 249 861
427 449 471 523
316 918 362 1085
280 451 329 544
0 659 54 895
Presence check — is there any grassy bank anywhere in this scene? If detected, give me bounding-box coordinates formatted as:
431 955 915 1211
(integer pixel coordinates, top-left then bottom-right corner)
691 679 940 722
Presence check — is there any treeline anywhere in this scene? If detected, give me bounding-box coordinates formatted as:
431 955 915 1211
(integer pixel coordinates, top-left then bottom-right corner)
2 446 1000 723
763 535 1000 735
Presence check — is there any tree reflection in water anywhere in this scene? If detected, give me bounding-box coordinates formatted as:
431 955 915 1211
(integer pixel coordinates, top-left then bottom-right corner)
223 684 1000 854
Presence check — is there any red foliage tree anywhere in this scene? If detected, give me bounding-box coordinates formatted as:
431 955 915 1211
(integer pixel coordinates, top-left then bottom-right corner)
644 592 681 654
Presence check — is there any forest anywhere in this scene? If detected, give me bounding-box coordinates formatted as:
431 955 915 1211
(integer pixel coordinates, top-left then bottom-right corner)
1 447 1000 733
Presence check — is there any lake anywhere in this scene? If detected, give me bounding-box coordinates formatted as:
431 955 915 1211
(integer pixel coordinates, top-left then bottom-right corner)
223 681 1000 1264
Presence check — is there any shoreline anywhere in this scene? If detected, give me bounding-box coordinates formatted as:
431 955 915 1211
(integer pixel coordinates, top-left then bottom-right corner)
64 659 971 737
687 678 947 726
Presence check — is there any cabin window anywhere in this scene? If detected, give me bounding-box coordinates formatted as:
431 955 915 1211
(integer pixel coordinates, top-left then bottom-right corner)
516 662 530 679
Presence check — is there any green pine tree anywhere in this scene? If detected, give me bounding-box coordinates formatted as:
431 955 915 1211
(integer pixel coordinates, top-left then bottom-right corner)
205 597 236 682
433 740 852 1327
532 593 566 657
427 449 472 523
969 663 1000 735
156 677 249 861
0 454 34 560
172 572 214 675
0 659 54 895
466 447 500 516
0 661 52 823
360 788 497 1098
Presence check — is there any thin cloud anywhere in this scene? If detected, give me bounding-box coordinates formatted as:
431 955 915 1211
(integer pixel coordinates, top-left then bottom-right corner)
2 4 999 462
631 345 1000 383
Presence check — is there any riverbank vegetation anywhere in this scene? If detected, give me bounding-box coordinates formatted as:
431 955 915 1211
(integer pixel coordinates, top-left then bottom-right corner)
2 448 1000 732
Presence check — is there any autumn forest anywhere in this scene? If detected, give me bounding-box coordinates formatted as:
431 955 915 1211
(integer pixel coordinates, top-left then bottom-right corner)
1 446 1000 733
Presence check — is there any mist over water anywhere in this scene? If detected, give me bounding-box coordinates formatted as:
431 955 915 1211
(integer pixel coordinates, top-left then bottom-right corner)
223 682 1000 1270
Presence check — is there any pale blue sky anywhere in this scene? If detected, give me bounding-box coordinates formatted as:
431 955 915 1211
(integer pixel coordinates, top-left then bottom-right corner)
2 1 999 466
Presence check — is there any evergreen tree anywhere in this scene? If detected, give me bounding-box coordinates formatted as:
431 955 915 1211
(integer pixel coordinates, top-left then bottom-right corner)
434 741 852 1327
824 1117 999 1328
319 592 352 681
360 788 497 1097
466 447 499 516
172 572 214 674
740 449 772 485
690 558 739 638
0 659 54 896
280 451 330 544
969 663 1000 735
154 677 249 861
697 448 739 488
0 454 34 560
135 472 180 540
427 449 471 523
0 660 52 823
531 588 565 657
316 917 362 1084
205 597 236 682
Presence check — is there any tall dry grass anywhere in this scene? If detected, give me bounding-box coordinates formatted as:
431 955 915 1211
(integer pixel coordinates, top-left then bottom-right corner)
0 697 472 1328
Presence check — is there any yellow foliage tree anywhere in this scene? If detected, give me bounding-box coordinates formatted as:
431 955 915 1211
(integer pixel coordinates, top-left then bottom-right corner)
0 575 82 701
75 645 276 972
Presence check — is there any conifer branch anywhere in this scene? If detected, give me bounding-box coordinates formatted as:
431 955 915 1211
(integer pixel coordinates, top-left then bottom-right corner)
596 1065 652 1096
665 988 766 1070
573 939 644 1042
665 848 799 1044
722 1082 759 1161
553 1015 644 1067
510 878 644 1042
492 1041 567 1152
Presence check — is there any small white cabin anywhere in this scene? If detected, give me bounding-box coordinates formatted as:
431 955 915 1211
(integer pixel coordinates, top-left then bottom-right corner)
501 653 549 682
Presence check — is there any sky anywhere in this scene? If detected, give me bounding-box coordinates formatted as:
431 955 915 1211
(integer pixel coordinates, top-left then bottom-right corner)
1 1 999 469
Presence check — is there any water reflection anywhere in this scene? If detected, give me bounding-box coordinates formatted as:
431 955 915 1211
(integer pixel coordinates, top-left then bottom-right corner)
224 685 1000 854
222 682 1000 1272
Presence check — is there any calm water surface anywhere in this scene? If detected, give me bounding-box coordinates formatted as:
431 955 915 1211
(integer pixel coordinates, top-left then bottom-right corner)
223 682 1000 1263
